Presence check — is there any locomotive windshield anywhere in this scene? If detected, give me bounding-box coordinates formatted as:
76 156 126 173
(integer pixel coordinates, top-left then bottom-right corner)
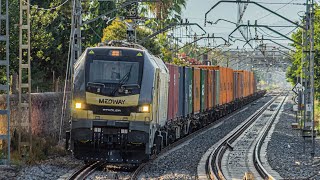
89 60 140 84
85 56 143 96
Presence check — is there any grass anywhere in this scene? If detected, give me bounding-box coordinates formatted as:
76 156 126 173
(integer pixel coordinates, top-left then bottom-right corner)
10 134 67 165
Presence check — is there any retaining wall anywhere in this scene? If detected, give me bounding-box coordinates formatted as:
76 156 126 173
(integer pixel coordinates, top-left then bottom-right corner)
0 93 70 140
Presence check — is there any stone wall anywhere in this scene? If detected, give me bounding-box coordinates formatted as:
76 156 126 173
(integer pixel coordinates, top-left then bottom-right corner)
0 93 70 140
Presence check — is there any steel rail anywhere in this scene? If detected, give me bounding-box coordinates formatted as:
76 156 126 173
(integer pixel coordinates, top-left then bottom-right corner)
207 93 279 180
131 91 267 180
253 93 287 180
67 161 104 180
130 92 263 180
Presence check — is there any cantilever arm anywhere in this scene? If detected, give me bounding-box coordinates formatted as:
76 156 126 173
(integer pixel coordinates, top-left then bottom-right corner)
204 0 304 29
173 36 229 53
228 24 302 46
139 23 207 44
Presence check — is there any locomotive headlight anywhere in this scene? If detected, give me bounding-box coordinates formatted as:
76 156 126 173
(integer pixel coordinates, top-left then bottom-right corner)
75 102 82 109
139 105 150 113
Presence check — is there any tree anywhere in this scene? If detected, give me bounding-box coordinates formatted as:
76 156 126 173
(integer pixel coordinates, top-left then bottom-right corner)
101 18 161 55
286 4 320 99
4 0 115 91
142 0 187 31
144 0 187 21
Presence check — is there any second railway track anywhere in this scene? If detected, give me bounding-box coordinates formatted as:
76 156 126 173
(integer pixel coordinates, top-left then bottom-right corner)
132 94 273 180
200 92 287 180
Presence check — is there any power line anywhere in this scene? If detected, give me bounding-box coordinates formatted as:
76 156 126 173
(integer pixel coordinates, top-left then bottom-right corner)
23 0 69 11
256 0 297 21
254 1 305 5
257 27 298 39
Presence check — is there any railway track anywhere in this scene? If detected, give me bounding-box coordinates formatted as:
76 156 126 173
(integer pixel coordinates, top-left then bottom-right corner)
62 93 270 180
131 93 270 180
200 92 287 180
66 161 105 180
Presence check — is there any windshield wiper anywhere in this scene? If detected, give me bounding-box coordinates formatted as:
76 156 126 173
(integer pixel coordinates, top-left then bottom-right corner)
87 82 106 88
111 65 134 96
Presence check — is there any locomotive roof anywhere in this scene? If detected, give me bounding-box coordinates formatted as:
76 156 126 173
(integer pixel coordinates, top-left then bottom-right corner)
87 46 145 52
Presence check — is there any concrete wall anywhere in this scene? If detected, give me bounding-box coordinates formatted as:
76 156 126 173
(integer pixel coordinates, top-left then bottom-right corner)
0 93 70 140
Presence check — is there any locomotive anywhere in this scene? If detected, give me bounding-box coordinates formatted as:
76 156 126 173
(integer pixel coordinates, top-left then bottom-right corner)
66 41 265 164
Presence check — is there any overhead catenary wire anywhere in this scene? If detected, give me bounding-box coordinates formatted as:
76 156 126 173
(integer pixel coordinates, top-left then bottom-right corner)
253 1 305 5
257 27 298 39
256 0 297 21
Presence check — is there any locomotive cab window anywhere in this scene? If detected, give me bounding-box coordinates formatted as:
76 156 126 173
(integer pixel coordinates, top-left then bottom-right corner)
89 61 140 84
85 50 144 96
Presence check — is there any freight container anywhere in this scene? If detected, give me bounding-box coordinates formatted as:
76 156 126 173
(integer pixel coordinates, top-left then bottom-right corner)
233 72 238 100
230 68 234 102
207 70 214 110
178 66 184 117
248 71 252 95
200 69 207 112
166 64 179 120
250 72 255 95
226 67 234 103
235 70 246 98
215 70 220 105
212 70 216 107
253 73 257 93
193 68 201 114
220 67 227 105
191 65 238 106
185 67 193 115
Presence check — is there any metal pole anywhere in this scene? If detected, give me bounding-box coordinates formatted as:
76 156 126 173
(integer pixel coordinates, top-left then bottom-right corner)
19 0 32 157
309 0 315 157
6 0 10 165
303 1 308 135
0 0 11 165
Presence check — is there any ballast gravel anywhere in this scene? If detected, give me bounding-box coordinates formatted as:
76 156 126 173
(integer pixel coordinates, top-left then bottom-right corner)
267 96 320 179
138 95 272 179
0 155 82 180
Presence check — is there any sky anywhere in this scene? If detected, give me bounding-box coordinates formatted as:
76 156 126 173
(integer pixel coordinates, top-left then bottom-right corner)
180 0 307 50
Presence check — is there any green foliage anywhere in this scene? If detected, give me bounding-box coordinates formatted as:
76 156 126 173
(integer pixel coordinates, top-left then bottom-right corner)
4 0 187 92
287 4 320 99
101 18 161 55
141 0 187 30
4 0 115 92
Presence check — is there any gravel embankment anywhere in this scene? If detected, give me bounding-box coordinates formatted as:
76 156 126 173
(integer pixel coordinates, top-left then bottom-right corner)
138 95 272 179
86 168 131 180
0 155 82 180
267 96 320 179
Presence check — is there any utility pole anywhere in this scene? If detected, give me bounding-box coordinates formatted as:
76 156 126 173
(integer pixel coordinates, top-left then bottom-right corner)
301 0 315 156
19 0 32 157
71 0 82 65
60 0 82 142
309 0 315 157
0 0 11 165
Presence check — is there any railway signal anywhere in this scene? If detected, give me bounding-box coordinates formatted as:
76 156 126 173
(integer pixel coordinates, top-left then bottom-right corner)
292 82 305 95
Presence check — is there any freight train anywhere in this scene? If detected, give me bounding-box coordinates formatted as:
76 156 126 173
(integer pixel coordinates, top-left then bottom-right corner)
66 41 265 164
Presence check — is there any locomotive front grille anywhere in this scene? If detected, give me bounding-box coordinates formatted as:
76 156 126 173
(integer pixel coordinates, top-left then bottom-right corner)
87 105 139 116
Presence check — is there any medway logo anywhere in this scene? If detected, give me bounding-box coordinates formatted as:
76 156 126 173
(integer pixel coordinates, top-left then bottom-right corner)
99 99 126 105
